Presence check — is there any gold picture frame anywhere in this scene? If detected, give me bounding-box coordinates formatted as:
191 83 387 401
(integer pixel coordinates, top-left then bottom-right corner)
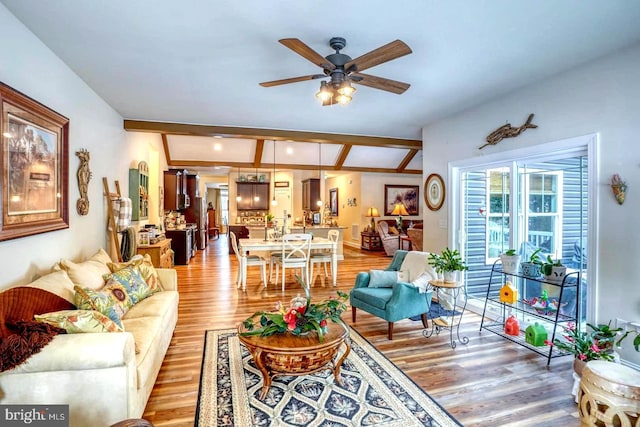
0 82 69 241
424 173 445 211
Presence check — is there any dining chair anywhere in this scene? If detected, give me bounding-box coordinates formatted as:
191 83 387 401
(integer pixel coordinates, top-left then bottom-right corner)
230 231 268 288
273 233 312 291
309 229 339 285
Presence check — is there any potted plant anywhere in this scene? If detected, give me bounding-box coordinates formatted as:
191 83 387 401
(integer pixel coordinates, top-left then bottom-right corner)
500 249 521 275
541 255 567 283
428 253 444 280
432 247 467 282
546 322 617 377
589 321 624 352
520 247 543 278
265 212 275 227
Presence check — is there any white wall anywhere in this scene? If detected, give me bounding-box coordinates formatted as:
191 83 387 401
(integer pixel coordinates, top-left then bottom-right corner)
422 43 640 363
0 5 163 289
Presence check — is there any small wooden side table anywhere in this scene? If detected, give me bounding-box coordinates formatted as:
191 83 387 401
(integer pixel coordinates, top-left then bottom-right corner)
136 238 172 268
423 280 469 348
360 231 382 251
238 321 351 400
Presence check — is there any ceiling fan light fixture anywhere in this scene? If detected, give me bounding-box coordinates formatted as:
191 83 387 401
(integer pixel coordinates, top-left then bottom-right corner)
337 80 356 96
316 81 332 102
335 93 351 105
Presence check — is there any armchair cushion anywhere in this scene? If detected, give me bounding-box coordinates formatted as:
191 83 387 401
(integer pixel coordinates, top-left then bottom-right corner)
351 288 393 310
369 270 398 288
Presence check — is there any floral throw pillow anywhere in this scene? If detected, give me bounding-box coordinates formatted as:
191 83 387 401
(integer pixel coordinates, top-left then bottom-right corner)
74 283 133 329
107 254 160 295
35 309 124 333
102 266 152 304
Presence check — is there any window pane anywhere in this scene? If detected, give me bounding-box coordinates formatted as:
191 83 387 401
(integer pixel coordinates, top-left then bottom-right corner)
488 216 509 258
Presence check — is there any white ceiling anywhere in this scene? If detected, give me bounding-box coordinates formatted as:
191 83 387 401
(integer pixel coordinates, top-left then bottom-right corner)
3 0 640 174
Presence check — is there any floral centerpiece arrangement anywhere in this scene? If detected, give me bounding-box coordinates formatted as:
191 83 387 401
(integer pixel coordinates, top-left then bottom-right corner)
240 275 348 343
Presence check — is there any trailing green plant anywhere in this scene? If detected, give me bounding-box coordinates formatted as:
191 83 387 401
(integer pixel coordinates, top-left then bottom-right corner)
541 255 563 276
547 322 616 362
525 248 544 265
616 329 640 352
429 248 468 274
588 321 623 351
428 253 444 274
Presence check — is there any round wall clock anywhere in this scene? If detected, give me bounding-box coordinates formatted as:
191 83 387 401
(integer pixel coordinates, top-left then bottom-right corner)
424 173 445 211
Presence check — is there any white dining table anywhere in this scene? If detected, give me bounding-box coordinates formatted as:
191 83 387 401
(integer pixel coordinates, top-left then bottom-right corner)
237 237 338 291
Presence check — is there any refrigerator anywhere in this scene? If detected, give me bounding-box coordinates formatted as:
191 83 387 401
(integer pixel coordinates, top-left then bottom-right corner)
184 196 208 250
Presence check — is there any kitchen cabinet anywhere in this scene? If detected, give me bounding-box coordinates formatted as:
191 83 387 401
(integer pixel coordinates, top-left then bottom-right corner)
236 182 269 210
164 169 190 211
302 178 320 210
129 161 149 221
166 226 196 265
186 173 200 198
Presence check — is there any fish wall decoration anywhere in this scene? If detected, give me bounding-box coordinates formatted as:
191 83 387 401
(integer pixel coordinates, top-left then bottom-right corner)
480 113 538 149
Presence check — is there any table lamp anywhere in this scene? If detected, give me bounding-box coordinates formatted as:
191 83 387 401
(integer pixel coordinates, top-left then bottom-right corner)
365 207 380 231
391 203 409 232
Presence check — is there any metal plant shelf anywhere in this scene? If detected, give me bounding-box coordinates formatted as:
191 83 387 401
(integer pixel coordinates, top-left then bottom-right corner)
479 259 581 365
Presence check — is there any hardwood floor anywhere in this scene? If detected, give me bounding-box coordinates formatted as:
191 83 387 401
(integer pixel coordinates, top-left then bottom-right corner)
143 235 581 426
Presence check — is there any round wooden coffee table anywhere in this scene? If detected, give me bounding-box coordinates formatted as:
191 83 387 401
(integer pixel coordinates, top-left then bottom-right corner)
238 320 351 399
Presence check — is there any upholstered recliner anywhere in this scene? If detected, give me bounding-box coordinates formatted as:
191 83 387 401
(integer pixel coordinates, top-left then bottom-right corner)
376 221 400 256
350 250 436 339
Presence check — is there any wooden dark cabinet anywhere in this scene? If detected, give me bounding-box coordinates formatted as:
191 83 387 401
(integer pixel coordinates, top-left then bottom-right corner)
186 173 200 198
164 169 189 211
361 231 382 251
166 227 196 265
302 178 320 210
236 182 269 210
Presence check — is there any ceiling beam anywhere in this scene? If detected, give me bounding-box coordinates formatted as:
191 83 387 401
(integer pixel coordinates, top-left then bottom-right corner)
334 145 352 169
397 149 419 173
124 120 421 149
253 139 264 168
166 159 421 175
161 134 171 164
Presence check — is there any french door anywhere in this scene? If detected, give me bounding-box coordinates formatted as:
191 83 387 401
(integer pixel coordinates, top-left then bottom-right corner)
454 146 590 322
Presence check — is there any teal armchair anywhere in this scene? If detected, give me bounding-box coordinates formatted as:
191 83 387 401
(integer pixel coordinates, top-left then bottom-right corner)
350 250 434 340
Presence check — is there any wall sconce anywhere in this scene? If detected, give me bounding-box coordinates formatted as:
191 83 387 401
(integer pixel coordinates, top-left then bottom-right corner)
611 174 627 205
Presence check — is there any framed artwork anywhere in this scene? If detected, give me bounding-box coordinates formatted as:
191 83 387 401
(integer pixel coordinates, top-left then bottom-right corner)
424 173 445 211
384 185 419 216
329 188 338 216
0 82 69 242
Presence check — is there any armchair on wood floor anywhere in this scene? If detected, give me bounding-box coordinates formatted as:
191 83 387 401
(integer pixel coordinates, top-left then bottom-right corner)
376 221 400 256
350 250 436 340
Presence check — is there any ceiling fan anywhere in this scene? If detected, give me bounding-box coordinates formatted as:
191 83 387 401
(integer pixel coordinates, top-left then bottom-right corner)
259 37 412 105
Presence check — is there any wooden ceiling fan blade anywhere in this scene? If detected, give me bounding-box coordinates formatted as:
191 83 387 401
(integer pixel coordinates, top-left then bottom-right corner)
279 38 335 70
345 40 412 73
260 74 325 87
351 73 410 94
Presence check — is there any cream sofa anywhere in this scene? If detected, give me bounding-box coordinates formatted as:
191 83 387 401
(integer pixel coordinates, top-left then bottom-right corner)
0 251 179 427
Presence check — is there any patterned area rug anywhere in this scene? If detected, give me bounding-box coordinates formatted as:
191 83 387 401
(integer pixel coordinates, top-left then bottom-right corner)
196 327 461 426
409 302 461 322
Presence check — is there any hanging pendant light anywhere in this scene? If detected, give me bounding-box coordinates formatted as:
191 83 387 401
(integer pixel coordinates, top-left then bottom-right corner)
317 143 323 208
254 168 260 202
271 140 278 206
236 167 242 202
